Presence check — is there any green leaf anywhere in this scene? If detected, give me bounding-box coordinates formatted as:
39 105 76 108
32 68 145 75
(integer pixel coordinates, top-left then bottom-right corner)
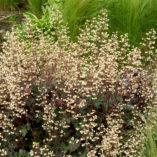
20 124 30 137
8 149 31 157
60 142 67 151
94 94 104 109
124 104 134 110
24 12 38 20
61 140 80 153
82 150 87 157
66 118 71 124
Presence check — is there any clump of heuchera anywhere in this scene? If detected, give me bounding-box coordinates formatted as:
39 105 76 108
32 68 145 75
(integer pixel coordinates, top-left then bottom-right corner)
0 8 156 157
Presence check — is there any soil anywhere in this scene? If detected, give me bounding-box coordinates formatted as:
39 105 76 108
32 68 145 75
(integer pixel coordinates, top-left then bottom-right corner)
0 10 25 51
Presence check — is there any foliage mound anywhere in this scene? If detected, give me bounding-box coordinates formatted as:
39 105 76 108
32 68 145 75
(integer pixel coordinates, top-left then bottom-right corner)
0 8 157 157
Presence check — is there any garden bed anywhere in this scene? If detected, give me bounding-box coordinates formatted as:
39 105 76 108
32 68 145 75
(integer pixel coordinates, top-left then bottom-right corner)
0 0 157 157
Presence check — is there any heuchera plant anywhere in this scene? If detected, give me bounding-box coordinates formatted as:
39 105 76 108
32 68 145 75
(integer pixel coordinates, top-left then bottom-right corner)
0 8 156 157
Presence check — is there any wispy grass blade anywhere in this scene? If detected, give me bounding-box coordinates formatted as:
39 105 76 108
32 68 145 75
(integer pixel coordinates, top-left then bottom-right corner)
104 0 157 46
62 0 104 41
0 0 20 10
144 126 157 156
27 0 47 18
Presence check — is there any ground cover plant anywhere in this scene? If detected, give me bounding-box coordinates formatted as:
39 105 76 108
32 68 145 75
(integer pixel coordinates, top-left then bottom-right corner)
1 5 157 156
